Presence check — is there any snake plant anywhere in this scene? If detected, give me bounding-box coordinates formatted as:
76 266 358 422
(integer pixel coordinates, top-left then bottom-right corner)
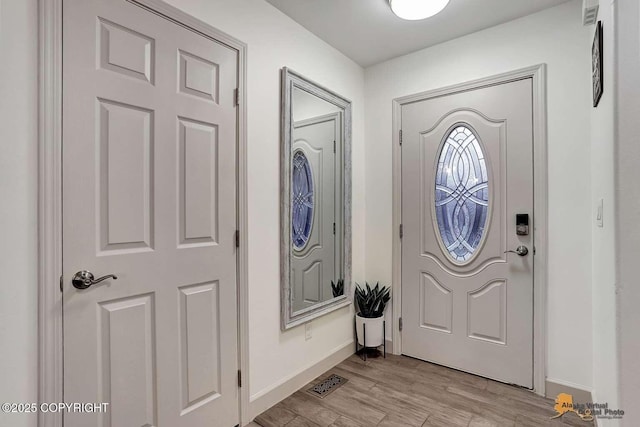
331 279 344 298
355 282 391 318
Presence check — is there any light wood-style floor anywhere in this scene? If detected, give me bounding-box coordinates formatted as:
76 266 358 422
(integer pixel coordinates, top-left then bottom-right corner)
254 354 594 427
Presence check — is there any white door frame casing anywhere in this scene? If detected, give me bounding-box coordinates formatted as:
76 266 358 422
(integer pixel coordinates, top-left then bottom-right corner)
37 1 250 426
391 64 548 396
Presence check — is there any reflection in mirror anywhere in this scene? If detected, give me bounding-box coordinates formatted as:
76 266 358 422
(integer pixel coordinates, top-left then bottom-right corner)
291 90 343 313
281 68 352 329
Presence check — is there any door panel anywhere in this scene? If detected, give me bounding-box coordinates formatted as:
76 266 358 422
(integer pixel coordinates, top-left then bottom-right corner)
302 261 322 304
98 294 157 427
178 117 218 246
63 1 239 426
178 50 220 103
97 98 154 253
98 17 155 84
420 273 453 333
467 280 507 344
178 282 221 413
401 79 534 388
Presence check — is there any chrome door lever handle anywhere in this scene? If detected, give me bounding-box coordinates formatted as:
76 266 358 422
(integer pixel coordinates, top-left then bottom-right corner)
72 270 118 290
504 245 529 257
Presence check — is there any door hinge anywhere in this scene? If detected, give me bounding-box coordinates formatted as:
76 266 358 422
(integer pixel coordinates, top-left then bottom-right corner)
399 317 403 331
399 224 403 239
333 140 336 153
399 129 403 145
235 230 240 248
237 370 242 388
59 275 63 292
234 88 239 106
333 223 336 234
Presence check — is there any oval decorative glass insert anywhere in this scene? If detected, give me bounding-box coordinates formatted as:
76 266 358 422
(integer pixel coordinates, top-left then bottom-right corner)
292 150 314 250
435 125 489 262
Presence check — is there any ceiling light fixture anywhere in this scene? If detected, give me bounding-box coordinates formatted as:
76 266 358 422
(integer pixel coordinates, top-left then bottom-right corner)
389 0 450 20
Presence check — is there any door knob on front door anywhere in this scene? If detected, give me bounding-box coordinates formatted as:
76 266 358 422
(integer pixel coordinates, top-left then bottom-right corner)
72 270 118 290
504 246 529 257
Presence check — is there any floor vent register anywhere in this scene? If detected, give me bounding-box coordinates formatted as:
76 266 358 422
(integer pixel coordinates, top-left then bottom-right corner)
306 374 348 399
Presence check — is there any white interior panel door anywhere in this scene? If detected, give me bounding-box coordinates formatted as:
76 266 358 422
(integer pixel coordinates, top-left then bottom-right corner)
62 0 239 426
401 79 534 388
291 114 341 312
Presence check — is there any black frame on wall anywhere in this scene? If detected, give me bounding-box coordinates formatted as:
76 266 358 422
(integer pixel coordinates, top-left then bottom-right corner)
592 20 604 107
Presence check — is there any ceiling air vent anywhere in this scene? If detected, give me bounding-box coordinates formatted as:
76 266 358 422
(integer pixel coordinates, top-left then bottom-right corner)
583 0 599 26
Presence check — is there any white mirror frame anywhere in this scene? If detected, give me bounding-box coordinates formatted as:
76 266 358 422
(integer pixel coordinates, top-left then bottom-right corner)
281 67 352 330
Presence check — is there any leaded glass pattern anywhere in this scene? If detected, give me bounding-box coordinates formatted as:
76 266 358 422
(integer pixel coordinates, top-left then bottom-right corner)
292 150 314 249
434 125 489 262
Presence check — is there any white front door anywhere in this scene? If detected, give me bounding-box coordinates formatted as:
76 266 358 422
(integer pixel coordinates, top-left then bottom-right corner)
291 113 342 312
401 79 534 388
62 0 240 426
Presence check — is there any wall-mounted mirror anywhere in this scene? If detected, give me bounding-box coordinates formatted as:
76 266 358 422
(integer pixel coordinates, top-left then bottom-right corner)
281 68 352 330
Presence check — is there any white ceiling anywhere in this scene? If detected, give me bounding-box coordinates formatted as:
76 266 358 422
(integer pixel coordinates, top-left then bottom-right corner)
265 0 573 67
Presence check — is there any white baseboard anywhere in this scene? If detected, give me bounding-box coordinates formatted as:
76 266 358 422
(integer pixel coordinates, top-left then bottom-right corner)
545 378 593 404
247 340 354 422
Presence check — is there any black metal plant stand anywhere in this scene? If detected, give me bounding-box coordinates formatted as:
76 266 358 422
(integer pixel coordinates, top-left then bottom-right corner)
354 316 386 361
